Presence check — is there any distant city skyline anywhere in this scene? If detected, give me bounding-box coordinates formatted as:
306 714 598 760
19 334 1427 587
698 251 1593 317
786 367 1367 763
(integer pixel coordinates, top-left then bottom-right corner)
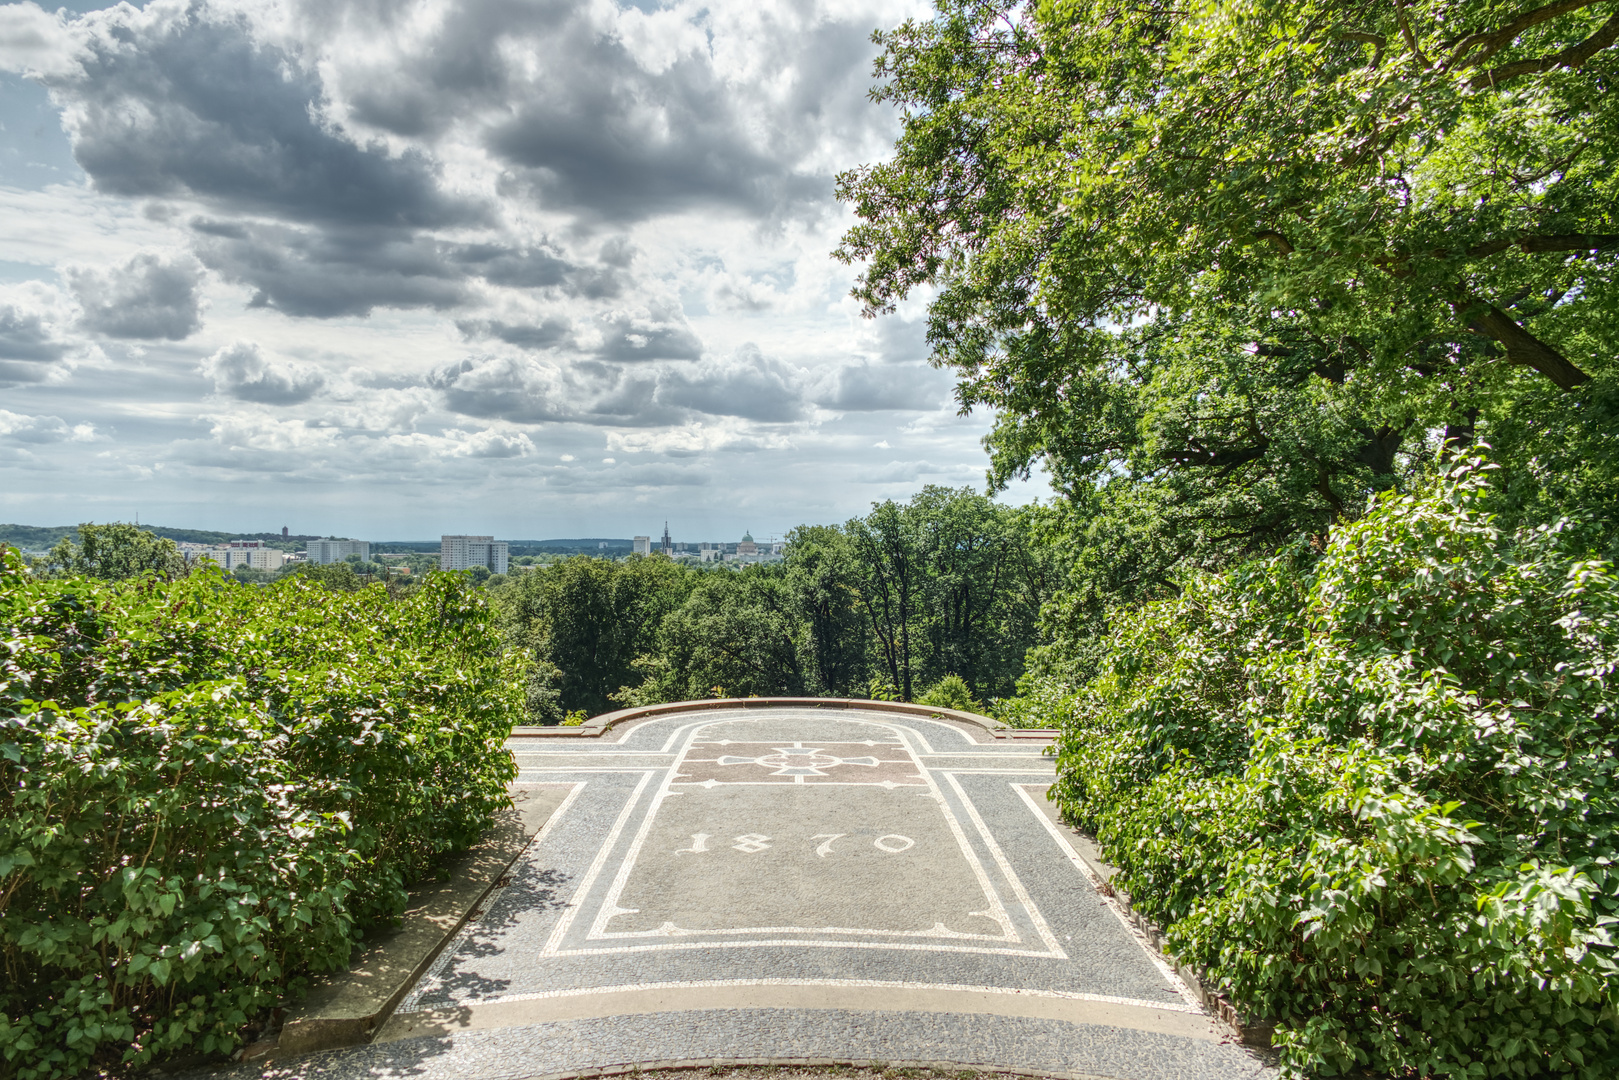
0 0 1048 535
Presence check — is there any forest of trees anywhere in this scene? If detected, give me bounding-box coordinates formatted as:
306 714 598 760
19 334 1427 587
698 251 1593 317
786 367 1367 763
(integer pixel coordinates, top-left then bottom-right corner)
496 485 1054 720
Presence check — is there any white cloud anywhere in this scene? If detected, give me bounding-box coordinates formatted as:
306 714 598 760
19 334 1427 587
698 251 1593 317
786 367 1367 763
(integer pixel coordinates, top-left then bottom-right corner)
0 408 97 443
200 341 325 405
0 3 82 78
0 0 1036 537
0 281 90 386
70 252 205 340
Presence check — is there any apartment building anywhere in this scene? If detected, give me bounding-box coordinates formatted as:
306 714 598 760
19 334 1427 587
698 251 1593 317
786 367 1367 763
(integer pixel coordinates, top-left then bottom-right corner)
193 540 285 572
440 535 509 574
306 539 370 564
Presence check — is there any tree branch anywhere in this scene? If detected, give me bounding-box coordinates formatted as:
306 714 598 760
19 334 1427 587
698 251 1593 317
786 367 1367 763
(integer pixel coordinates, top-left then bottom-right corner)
1464 232 1619 258
1395 0 1432 66
1469 8 1619 90
1340 30 1386 68
1255 230 1295 255
1444 0 1606 70
1456 299 1592 388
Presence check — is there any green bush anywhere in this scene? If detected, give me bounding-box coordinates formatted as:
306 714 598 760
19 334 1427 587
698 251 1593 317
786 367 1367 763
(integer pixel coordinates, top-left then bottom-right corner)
1044 463 1619 1077
0 553 523 1078
915 674 982 713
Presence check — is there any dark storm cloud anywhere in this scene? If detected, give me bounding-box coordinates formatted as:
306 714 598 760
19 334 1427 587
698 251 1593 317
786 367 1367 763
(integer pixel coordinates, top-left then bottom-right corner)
431 347 810 428
487 58 826 223
53 5 481 229
69 252 204 340
460 302 705 361
457 316 574 351
189 218 631 319
22 0 897 353
819 362 949 412
594 309 704 362
451 244 570 289
192 221 470 318
658 347 807 422
448 243 628 299
301 0 881 224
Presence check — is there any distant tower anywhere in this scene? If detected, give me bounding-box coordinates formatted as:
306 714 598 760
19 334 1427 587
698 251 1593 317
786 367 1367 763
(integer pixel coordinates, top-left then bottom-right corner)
661 521 672 556
282 525 289 538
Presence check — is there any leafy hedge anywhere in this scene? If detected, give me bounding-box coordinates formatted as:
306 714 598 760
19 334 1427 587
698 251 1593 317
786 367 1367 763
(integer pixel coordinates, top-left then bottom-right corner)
0 553 523 1078
1045 464 1619 1078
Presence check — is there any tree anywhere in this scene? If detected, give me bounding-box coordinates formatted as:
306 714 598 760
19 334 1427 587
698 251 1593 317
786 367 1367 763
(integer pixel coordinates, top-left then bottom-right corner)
619 566 812 704
846 487 1049 700
44 522 188 581
837 0 1619 578
913 486 1048 697
847 498 927 700
782 524 870 695
497 556 696 719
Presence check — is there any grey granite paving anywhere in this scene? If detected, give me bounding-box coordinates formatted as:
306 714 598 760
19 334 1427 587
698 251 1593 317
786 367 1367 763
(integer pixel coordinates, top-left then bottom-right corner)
222 708 1275 1080
235 1009 1271 1080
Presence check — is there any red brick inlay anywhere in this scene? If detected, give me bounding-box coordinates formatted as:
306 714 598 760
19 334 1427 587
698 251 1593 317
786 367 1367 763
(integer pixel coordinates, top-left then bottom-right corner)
674 741 925 786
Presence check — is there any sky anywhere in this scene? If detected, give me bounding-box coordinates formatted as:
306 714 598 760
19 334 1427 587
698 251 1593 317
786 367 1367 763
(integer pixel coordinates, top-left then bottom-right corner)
0 0 1044 542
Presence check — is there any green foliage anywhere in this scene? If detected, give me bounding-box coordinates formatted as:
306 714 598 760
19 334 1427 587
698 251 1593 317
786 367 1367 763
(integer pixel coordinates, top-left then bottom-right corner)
780 524 869 696
0 554 522 1078
988 676 1076 730
502 493 1053 714
285 562 363 591
1044 464 1619 1077
42 523 188 582
915 673 982 713
864 676 901 702
844 486 1051 701
838 0 1619 625
498 555 697 719
615 565 813 706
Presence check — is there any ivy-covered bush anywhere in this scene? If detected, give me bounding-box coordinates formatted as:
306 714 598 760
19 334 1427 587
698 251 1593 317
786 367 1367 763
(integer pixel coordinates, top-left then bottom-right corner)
0 553 523 1079
1046 463 1619 1078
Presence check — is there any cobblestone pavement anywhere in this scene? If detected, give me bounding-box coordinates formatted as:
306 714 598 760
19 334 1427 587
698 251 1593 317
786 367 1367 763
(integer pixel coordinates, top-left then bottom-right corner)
245 708 1277 1080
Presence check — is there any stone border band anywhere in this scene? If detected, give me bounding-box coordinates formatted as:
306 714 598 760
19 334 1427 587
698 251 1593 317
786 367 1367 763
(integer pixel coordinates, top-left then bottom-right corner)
511 698 1058 740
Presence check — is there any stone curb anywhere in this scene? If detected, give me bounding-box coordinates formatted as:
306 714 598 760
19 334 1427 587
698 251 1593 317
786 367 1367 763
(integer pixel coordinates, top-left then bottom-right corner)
1054 824 1275 1048
490 1055 1117 1080
510 698 1059 742
271 788 567 1058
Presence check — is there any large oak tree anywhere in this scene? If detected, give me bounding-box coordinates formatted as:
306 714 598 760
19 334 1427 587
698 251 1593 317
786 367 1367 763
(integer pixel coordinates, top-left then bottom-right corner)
838 0 1619 601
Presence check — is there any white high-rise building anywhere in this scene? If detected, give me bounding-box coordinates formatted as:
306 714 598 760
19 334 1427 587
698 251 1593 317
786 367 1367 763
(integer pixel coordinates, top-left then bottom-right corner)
440 535 509 574
306 539 370 564
632 536 651 555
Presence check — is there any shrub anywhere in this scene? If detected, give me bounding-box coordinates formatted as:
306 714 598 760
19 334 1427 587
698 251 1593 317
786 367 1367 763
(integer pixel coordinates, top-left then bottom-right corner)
0 553 523 1078
916 674 982 713
1044 463 1619 1078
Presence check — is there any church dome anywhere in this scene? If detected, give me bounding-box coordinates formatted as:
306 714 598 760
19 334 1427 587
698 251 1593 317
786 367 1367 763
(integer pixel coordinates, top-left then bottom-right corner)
742 531 754 542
